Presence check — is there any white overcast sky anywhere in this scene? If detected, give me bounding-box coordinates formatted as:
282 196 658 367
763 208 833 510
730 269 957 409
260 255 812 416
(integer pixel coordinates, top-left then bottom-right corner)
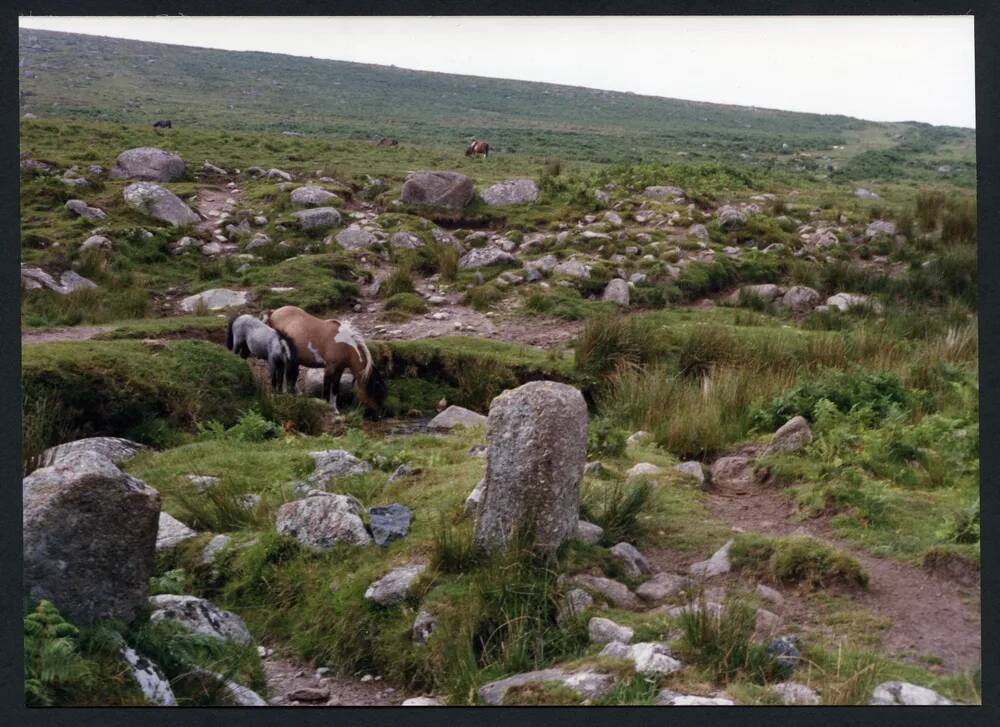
19 15 976 128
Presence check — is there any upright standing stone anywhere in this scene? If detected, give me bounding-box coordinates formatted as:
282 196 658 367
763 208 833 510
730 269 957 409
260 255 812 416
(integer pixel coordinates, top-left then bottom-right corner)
473 381 588 556
23 453 161 624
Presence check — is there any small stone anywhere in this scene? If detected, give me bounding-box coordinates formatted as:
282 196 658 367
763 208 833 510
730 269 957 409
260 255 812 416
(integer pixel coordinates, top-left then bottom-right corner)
364 564 427 606
609 542 652 578
772 682 820 705
369 504 413 546
588 617 634 645
574 520 604 545
636 573 693 603
627 462 662 480
689 540 734 579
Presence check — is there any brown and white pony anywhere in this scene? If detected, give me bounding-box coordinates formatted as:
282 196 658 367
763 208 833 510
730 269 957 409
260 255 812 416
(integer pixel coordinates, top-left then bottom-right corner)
465 140 489 158
265 305 387 417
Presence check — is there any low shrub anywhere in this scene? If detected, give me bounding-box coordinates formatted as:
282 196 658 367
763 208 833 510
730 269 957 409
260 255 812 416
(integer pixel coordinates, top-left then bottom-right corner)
579 478 653 546
729 533 869 588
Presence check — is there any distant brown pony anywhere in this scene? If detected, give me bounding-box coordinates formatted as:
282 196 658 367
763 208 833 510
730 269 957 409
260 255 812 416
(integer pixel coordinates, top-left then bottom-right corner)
466 140 489 158
265 305 387 417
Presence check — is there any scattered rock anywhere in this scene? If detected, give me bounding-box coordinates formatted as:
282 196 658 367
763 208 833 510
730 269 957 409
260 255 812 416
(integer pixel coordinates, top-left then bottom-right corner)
602 278 630 306
869 681 953 706
458 245 517 270
364 564 427 606
571 575 641 610
772 682 820 705
148 594 252 644
574 520 604 545
369 504 413 546
729 283 783 305
478 668 614 705
65 199 107 221
200 534 232 565
755 583 784 608
428 405 487 431
389 231 425 250
553 259 590 279
412 608 437 643
334 226 377 250
306 450 373 487
292 207 341 230
671 461 705 486
626 431 650 445
266 168 293 181
110 147 186 182
388 464 418 482
290 185 338 207
463 478 486 517
609 542 652 578
121 644 177 706
636 573 692 603
402 696 444 706
717 205 749 231
766 635 802 674
80 234 112 252
600 642 683 675
710 456 760 494
401 171 475 209
156 512 197 551
588 617 634 645
288 686 330 703
643 186 684 200
854 188 879 200
560 588 594 619
761 416 813 457
865 220 897 239
627 462 663 480
656 690 734 706
826 292 883 313
275 491 372 548
23 453 160 625
754 608 782 640
474 381 588 556
689 539 734 579
122 182 200 226
481 178 539 206
688 223 710 240
179 288 248 312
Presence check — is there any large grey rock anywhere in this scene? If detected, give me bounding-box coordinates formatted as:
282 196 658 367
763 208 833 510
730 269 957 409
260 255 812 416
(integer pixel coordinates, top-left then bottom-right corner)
610 542 651 579
41 436 146 467
290 185 338 207
121 645 177 706
772 682 820 705
80 234 112 252
334 226 377 250
364 564 427 606
369 504 412 546
111 147 186 182
602 279 629 306
123 182 200 226
869 681 953 706
761 416 813 457
275 491 372 548
23 453 160 625
717 205 749 231
474 381 588 556
458 245 517 270
428 405 487 431
588 617 634 645
525 254 558 273
709 456 759 493
401 171 474 209
636 573 692 603
481 178 539 206
292 207 341 230
689 539 734 579
156 512 197 551
571 575 641 610
478 668 614 705
148 594 252 644
780 285 821 312
65 199 107 221
59 271 99 294
179 288 248 312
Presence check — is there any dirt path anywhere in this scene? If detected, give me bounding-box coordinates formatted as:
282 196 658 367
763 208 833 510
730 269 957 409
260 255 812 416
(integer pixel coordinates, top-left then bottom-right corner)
21 325 111 345
263 655 410 706
705 484 981 672
194 186 242 235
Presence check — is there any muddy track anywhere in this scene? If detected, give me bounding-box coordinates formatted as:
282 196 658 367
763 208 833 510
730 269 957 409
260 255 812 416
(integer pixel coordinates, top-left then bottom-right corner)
263 655 410 706
21 325 112 345
706 484 981 672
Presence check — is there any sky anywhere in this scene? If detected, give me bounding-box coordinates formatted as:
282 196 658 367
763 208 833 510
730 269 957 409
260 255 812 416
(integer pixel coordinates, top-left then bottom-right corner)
18 15 977 128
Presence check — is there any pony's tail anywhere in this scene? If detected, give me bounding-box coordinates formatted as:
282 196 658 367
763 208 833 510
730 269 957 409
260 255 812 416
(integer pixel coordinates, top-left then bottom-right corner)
226 315 236 352
276 330 299 391
356 337 374 384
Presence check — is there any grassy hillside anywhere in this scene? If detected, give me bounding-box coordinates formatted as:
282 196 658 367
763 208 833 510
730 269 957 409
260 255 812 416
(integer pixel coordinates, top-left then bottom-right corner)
19 28 973 183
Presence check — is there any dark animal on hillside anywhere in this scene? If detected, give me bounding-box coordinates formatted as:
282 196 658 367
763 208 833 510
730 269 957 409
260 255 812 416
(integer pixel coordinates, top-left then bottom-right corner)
465 140 490 158
378 137 399 146
226 313 299 392
153 120 172 129
265 305 387 418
